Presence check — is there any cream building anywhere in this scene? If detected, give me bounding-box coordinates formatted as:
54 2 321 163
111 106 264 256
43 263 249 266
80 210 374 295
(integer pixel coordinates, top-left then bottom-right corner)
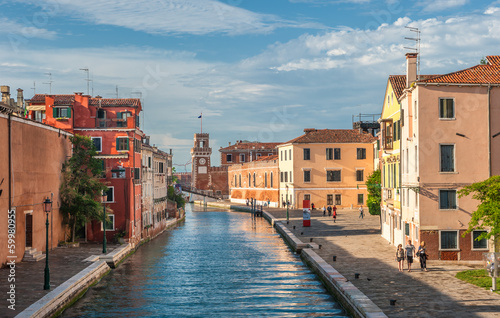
278 129 376 209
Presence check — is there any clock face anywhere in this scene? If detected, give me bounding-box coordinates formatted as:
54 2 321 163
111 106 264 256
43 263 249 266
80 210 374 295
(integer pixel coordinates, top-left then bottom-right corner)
199 158 206 165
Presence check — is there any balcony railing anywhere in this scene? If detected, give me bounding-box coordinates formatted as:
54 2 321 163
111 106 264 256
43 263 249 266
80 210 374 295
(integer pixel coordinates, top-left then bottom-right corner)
96 118 129 128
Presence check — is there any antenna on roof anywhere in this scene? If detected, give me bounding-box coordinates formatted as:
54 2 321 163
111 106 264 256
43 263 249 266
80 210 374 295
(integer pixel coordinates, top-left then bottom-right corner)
43 73 53 94
404 26 421 80
115 85 119 98
31 81 36 95
79 68 90 95
131 91 144 129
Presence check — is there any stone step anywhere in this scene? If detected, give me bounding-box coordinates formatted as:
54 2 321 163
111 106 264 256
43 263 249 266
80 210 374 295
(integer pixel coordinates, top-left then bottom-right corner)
23 248 46 262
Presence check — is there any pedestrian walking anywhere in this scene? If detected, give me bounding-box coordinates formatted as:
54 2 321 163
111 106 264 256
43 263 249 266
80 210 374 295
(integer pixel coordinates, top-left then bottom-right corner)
267 199 271 207
396 244 405 272
405 239 416 272
327 206 332 216
358 206 364 219
417 241 428 271
322 205 326 216
333 209 337 223
246 198 249 206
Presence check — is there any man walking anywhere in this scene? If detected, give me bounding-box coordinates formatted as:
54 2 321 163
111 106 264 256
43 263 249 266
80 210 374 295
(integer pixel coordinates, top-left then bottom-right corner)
358 206 364 219
405 239 416 272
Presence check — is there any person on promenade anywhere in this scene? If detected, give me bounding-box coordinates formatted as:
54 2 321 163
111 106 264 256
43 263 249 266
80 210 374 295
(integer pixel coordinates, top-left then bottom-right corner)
322 205 326 216
405 239 416 272
417 241 428 271
327 206 332 216
333 208 337 223
246 198 249 206
396 244 405 272
358 206 364 219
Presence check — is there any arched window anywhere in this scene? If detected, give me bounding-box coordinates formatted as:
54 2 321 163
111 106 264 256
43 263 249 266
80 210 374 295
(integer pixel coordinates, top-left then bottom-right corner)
265 172 268 188
248 173 251 186
253 173 256 187
234 175 237 187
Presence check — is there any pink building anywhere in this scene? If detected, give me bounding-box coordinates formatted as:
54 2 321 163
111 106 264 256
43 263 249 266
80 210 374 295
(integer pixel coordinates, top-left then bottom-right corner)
395 54 500 260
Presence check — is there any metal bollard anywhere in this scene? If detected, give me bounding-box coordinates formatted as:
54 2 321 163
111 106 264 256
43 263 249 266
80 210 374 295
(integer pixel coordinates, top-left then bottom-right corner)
333 256 337 261
354 273 360 279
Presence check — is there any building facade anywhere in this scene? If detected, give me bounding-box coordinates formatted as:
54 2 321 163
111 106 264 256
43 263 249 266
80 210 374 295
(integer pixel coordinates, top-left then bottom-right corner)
228 155 279 207
219 141 281 166
278 129 376 209
27 93 144 245
384 54 500 260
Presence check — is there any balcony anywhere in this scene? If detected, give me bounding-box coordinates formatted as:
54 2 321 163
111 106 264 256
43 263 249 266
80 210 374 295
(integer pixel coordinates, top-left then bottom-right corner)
96 118 130 128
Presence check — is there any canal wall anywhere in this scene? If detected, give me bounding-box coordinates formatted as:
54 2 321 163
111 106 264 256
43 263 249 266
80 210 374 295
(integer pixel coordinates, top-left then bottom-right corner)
15 261 110 318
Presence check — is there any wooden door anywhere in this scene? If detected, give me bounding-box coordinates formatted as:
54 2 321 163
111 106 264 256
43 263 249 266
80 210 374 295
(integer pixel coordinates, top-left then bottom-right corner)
26 214 33 247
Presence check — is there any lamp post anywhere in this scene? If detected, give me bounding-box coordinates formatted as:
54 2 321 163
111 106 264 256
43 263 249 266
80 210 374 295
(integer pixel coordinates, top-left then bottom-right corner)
43 197 52 290
102 191 107 254
286 184 289 224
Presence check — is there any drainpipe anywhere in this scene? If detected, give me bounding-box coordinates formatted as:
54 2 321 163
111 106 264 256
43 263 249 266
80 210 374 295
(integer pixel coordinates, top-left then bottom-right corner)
487 83 492 178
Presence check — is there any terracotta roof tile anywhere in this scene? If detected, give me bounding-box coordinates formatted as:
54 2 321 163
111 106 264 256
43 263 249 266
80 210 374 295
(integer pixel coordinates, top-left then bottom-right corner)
487 56 500 65
89 98 140 107
254 154 278 162
388 75 406 100
283 129 376 144
421 64 500 84
29 94 75 105
220 142 282 152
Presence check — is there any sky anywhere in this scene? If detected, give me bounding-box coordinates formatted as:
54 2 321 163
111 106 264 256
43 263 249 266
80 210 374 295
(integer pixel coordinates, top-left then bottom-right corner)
1 0 499 170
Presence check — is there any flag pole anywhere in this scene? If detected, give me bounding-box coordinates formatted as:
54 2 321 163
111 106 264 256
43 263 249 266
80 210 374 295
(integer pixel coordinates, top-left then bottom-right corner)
201 112 202 134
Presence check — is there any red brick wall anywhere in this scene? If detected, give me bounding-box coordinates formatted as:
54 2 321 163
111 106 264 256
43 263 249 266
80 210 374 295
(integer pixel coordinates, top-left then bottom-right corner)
209 167 229 195
420 230 486 261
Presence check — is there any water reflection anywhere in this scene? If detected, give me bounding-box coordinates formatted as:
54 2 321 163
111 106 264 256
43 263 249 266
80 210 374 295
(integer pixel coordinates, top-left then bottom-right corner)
62 204 348 317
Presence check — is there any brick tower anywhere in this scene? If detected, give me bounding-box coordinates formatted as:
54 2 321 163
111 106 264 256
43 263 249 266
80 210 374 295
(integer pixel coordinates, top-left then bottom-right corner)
191 133 212 190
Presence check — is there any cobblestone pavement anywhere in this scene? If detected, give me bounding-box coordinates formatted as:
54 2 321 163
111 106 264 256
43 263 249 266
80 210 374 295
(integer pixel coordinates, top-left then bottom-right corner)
0 243 120 318
265 207 500 318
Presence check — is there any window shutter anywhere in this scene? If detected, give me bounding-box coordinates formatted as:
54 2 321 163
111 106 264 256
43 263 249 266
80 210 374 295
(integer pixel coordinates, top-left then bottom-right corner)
116 137 119 150
53 107 58 118
126 138 129 150
68 108 71 118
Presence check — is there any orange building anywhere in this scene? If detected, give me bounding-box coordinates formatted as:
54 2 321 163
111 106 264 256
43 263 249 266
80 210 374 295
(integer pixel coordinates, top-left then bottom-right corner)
219 141 281 166
27 93 144 245
228 155 279 207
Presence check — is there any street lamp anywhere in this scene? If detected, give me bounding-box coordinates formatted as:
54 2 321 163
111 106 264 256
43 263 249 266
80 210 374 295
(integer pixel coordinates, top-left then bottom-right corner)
286 185 289 224
101 191 107 254
43 197 52 290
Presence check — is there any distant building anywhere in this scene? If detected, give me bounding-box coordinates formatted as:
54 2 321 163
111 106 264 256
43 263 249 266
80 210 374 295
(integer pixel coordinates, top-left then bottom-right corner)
228 155 279 207
278 128 376 209
219 141 281 166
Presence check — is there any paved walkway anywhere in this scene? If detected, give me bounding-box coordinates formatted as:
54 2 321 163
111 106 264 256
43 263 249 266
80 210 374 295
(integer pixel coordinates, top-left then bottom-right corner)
264 206 500 318
0 243 120 318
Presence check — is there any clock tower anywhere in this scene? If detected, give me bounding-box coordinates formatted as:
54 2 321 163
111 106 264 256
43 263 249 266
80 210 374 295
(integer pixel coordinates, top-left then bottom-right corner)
191 133 212 190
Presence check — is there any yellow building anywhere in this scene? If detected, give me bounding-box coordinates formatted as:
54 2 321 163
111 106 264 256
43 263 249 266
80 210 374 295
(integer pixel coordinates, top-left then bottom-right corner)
379 75 405 245
278 129 376 209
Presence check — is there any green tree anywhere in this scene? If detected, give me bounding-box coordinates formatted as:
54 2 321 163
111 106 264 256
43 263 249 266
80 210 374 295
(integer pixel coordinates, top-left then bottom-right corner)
458 175 500 251
480 57 488 65
168 185 186 209
172 166 178 184
60 134 108 242
366 170 381 215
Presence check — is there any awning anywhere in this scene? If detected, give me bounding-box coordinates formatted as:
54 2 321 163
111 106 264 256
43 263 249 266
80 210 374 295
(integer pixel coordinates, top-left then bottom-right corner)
26 105 46 111
94 154 128 159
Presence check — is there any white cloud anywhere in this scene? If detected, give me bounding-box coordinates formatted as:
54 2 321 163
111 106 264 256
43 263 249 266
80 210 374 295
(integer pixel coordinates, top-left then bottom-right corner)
16 0 318 35
0 17 56 41
419 0 468 12
485 6 500 14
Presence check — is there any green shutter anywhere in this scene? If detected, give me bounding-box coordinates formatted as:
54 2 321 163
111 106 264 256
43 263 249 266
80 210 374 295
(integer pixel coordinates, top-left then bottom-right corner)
116 137 119 151
53 107 58 118
67 108 71 118
126 138 129 150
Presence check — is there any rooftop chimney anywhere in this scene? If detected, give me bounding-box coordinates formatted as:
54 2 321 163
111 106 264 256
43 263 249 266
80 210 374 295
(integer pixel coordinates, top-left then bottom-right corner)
406 53 418 88
1 86 10 104
17 88 24 108
304 128 316 133
228 142 231 146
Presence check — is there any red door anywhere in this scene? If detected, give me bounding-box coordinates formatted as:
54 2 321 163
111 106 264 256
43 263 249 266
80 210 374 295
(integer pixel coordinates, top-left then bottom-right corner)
26 214 33 247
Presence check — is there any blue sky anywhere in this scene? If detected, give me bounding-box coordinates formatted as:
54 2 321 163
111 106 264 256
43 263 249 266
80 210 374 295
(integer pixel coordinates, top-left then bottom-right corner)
1 0 499 170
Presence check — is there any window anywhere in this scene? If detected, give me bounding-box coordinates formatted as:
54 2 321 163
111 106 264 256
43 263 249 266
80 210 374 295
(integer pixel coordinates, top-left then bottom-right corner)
239 174 241 187
357 148 366 159
226 154 232 162
101 214 114 231
285 150 287 161
117 112 131 127
439 98 455 119
92 137 102 152
280 172 284 182
334 148 341 160
326 148 333 160
356 170 364 182
253 173 256 187
268 153 273 156
134 168 140 180
335 194 341 205
256 153 262 158
414 100 417 120
439 190 457 209
100 160 106 178
289 149 291 160
234 175 237 187
327 195 333 205
304 194 310 201
53 107 71 118
405 223 410 236
104 187 114 202
265 172 268 188
289 171 292 183
327 170 341 182
303 148 310 160
270 172 273 188
248 173 251 186
440 145 455 172
240 154 245 162
415 145 418 173
284 171 288 182
304 170 311 182
440 231 458 250
357 194 364 205
116 137 129 151
280 151 283 161
472 231 488 249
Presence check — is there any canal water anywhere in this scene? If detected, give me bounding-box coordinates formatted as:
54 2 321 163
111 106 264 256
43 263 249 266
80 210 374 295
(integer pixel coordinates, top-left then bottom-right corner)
62 205 348 317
